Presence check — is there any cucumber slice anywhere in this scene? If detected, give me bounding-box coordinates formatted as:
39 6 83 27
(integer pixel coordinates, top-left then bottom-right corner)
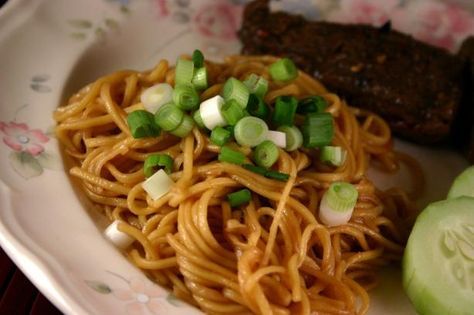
402 197 474 315
447 166 474 199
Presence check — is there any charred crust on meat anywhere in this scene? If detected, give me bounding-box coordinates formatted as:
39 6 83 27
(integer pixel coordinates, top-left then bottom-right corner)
239 0 468 149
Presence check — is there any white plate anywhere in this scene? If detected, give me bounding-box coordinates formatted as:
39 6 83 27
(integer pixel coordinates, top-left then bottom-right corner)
0 0 471 314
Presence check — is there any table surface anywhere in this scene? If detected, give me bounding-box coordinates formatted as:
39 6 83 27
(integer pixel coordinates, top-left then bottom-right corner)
0 3 62 315
0 247 63 315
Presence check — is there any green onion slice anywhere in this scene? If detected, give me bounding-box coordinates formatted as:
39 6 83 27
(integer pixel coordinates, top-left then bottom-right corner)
222 77 250 109
227 189 251 208
277 125 303 151
269 58 298 82
192 110 206 130
271 95 298 127
221 99 247 126
243 74 269 98
302 112 334 148
127 110 161 138
265 170 290 181
175 58 194 85
140 83 173 114
142 169 174 201
192 67 208 91
173 83 200 111
246 94 270 120
218 146 246 165
319 182 358 226
154 103 184 131
144 154 174 177
210 127 231 146
297 96 328 115
253 140 279 168
242 163 267 176
234 116 269 147
242 163 290 181
170 114 194 138
192 49 205 68
320 146 347 167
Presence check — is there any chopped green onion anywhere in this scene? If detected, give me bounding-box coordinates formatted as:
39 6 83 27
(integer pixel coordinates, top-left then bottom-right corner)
222 77 249 109
320 146 347 167
154 103 184 131
246 94 270 120
297 96 328 115
269 58 298 82
265 170 290 181
170 114 194 138
242 163 290 181
221 99 247 126
243 74 269 98
175 59 194 85
319 182 358 226
192 49 204 68
218 146 246 165
253 140 279 168
302 112 334 148
265 130 286 148
234 116 269 147
192 67 208 91
271 95 298 127
277 125 303 151
127 110 161 138
142 169 174 201
144 154 173 177
173 83 200 111
199 95 227 129
210 127 231 146
224 125 234 137
192 110 206 130
242 163 267 176
140 83 173 114
227 189 251 207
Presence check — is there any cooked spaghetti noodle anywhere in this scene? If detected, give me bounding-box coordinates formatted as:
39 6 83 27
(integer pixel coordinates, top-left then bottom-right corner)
54 55 421 315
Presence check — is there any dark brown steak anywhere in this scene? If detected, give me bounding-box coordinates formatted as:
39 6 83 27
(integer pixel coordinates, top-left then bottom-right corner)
238 0 465 144
456 37 474 163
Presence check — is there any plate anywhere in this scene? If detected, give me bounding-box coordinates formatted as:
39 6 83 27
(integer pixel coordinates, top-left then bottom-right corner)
0 0 471 314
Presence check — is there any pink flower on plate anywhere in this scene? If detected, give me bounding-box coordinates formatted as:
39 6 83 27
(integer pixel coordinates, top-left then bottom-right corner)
192 2 242 41
392 2 474 51
0 121 49 156
113 277 167 315
328 0 400 26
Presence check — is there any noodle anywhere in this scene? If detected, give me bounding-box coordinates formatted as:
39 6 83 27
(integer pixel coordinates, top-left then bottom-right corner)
54 55 422 315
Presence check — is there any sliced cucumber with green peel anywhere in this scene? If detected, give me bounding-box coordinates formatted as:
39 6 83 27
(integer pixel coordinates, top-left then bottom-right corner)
403 197 474 315
447 166 474 199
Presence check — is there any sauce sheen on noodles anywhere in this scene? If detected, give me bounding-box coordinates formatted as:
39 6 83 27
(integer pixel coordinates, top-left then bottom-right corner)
54 55 422 315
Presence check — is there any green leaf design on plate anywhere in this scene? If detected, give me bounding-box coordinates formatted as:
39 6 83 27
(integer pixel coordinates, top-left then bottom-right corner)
31 74 50 83
166 293 186 307
9 151 43 179
95 27 105 37
68 19 93 29
105 18 119 29
85 280 112 294
36 151 61 171
30 83 52 93
70 32 87 40
120 5 130 14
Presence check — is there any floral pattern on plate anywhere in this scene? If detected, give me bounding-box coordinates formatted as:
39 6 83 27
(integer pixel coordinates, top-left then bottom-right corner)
86 272 187 315
272 0 474 51
0 121 59 179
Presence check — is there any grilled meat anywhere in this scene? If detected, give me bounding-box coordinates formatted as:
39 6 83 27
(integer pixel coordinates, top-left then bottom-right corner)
238 0 467 145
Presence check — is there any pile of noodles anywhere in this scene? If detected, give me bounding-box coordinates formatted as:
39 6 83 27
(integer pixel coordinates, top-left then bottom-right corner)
54 55 423 315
